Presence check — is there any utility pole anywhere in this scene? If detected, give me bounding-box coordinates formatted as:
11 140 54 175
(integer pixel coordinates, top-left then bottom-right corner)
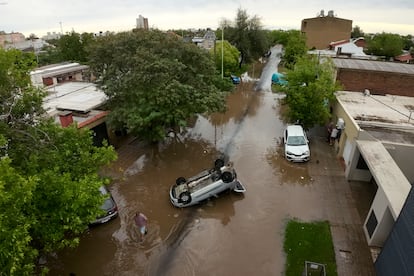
221 27 224 79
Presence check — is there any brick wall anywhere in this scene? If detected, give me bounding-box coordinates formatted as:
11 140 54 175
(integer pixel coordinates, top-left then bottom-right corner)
337 69 414 97
301 17 352 49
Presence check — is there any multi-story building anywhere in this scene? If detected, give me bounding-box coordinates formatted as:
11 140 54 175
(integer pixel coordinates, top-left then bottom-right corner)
0 32 25 47
136 14 149 30
301 10 352 49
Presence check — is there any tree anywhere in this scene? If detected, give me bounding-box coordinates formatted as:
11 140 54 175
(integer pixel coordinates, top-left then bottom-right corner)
0 47 117 274
37 31 97 66
210 40 240 76
281 56 341 129
365 32 403 59
402 34 414 52
351 25 364 38
0 158 37 275
283 31 307 69
88 30 228 142
268 29 292 46
224 8 271 67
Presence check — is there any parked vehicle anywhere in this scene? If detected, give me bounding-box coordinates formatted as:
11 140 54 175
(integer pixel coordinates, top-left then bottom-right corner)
169 159 246 208
230 74 241 84
284 125 310 162
90 186 118 225
271 72 288 86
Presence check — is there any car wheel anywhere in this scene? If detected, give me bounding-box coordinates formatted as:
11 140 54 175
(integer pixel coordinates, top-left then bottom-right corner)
176 177 186 185
214 159 225 170
221 171 234 183
179 191 191 204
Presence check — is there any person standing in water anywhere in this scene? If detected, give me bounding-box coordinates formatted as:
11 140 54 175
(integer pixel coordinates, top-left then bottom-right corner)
134 212 148 242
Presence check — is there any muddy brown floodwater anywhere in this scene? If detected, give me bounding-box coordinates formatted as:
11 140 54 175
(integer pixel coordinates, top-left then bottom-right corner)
48 80 319 276
49 45 376 275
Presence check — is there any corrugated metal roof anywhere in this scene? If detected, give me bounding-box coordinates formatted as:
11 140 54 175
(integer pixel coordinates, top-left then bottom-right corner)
41 64 89 78
333 58 414 74
43 82 107 114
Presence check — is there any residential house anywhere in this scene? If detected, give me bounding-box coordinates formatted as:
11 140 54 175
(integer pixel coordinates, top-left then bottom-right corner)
331 91 414 275
43 82 123 147
0 32 25 48
30 62 91 87
192 29 216 50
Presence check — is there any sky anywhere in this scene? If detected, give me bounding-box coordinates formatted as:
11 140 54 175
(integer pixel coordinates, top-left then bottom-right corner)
1 0 413 37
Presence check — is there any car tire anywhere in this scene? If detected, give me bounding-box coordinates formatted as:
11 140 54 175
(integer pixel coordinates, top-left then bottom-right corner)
214 159 225 170
221 171 234 183
179 191 191 204
176 177 186 185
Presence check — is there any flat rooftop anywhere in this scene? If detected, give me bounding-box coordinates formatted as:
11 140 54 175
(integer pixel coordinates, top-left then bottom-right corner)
336 91 414 127
336 91 414 144
43 82 107 115
333 58 414 75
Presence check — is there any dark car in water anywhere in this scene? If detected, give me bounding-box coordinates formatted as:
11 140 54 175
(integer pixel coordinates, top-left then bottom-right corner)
90 186 118 226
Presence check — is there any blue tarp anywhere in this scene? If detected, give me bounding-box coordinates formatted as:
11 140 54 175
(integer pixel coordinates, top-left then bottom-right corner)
272 73 287 85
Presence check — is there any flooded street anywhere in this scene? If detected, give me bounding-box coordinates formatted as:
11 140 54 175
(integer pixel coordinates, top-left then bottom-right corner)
49 46 375 276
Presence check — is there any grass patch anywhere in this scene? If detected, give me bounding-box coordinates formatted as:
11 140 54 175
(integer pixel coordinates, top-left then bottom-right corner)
284 219 337 276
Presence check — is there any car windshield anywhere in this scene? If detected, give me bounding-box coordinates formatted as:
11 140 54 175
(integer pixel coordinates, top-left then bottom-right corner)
287 136 307 146
101 197 114 211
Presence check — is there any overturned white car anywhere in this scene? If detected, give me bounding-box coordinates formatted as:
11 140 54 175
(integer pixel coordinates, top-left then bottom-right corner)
169 159 246 208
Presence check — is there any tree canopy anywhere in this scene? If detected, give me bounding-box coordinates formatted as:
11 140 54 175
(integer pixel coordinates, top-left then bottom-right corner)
281 31 307 69
88 30 228 142
281 56 341 129
365 32 404 59
222 8 271 66
210 40 240 76
351 25 364 38
0 47 116 275
38 31 97 65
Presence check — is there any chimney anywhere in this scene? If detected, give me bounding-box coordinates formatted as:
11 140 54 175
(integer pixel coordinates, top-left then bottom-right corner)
59 111 73 127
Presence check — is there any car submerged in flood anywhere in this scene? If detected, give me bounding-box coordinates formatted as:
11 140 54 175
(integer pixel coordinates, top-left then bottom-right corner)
90 186 118 226
169 159 246 208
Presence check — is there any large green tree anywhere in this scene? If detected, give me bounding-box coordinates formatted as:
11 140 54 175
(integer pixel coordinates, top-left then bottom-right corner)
210 40 240 76
283 31 307 69
0 158 37 275
38 31 97 65
281 56 341 129
268 29 292 46
88 30 227 142
351 25 364 38
365 32 403 59
223 8 271 67
0 47 116 275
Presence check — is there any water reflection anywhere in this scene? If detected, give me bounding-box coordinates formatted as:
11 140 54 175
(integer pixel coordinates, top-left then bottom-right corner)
49 84 283 276
265 139 312 186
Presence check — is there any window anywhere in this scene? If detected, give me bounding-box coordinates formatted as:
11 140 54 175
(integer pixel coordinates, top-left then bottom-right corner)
366 210 378 238
356 154 369 170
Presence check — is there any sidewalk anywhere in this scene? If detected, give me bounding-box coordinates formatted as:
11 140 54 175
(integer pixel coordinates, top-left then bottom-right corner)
308 127 376 276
